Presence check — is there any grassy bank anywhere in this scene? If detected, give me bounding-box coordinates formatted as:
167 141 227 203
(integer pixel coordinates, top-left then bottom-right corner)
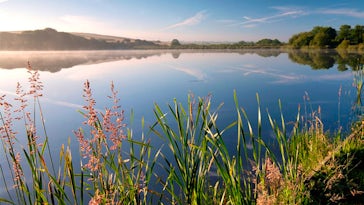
0 65 363 204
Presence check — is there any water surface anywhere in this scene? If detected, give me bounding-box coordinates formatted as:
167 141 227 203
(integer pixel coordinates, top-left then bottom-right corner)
0 49 362 196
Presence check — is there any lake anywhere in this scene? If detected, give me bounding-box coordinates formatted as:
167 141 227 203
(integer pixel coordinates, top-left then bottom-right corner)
0 49 363 197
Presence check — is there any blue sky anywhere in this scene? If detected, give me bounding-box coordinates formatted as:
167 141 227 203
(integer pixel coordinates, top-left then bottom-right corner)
0 0 364 42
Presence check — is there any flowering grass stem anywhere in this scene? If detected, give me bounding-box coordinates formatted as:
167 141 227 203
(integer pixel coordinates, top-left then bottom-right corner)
0 64 363 204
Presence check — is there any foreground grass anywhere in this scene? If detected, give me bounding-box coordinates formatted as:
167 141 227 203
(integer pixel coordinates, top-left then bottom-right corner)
0 65 363 204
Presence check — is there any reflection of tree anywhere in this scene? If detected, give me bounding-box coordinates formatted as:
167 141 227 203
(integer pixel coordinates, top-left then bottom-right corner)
237 49 282 57
288 49 364 71
352 63 364 122
3 49 364 74
310 52 335 69
171 51 181 59
288 50 335 69
336 50 364 71
353 64 364 104
0 51 168 72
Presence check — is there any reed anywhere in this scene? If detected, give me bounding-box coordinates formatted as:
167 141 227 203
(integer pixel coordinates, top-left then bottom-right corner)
0 64 363 204
74 79 161 204
0 63 75 204
0 64 159 204
151 95 218 204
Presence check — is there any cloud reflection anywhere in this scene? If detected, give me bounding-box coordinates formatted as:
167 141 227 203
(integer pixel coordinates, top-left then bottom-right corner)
221 63 352 84
165 64 207 81
227 65 301 83
0 88 103 113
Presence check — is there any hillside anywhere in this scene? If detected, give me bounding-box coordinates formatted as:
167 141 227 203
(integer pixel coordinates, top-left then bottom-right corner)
0 28 161 50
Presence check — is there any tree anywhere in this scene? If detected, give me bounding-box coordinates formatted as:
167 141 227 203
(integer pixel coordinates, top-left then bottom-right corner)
336 24 351 43
171 39 181 47
351 25 364 44
256 38 282 46
289 32 314 48
310 27 336 48
311 32 330 48
337 39 350 49
289 26 337 48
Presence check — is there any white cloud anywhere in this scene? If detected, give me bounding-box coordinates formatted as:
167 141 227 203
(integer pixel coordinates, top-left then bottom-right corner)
235 7 305 27
242 11 304 25
0 0 8 3
163 10 207 30
319 8 364 18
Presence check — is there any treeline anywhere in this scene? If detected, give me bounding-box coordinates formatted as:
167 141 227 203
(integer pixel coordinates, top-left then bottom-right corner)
0 28 159 50
288 25 364 49
169 38 283 49
171 24 364 50
3 26 364 50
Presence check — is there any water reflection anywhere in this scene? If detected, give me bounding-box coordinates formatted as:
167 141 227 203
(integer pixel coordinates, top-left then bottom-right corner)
1 49 363 72
0 50 169 72
0 49 289 73
287 49 364 71
352 64 364 121
0 49 362 131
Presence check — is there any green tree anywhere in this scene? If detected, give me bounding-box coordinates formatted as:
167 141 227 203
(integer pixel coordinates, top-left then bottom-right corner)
289 26 337 48
171 39 181 47
350 25 364 44
289 32 314 48
256 38 282 46
336 24 351 43
310 27 336 48
311 32 329 48
337 39 350 49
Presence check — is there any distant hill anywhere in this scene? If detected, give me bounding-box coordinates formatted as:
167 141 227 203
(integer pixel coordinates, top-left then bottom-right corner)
0 28 163 50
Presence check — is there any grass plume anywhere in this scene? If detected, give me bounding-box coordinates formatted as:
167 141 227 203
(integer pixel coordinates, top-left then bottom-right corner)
0 63 363 204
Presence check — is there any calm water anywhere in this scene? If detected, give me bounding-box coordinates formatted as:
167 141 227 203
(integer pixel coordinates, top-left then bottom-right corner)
0 49 363 196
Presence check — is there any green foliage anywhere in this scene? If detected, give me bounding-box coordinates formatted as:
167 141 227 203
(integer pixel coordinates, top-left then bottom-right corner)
167 38 283 49
1 66 363 204
289 32 314 49
256 38 282 46
288 24 364 49
288 26 337 48
151 95 218 204
336 25 352 43
337 39 350 49
307 127 364 204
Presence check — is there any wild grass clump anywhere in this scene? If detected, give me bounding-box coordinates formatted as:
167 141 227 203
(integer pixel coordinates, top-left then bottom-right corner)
0 62 65 204
75 79 159 204
0 63 158 204
0 63 363 204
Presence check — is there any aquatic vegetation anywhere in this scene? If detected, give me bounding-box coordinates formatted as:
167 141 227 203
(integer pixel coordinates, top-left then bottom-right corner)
0 64 363 204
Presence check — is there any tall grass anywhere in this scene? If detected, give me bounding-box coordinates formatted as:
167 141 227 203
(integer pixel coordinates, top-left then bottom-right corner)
77 79 162 204
151 95 218 204
0 63 70 204
0 63 363 204
0 64 159 204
